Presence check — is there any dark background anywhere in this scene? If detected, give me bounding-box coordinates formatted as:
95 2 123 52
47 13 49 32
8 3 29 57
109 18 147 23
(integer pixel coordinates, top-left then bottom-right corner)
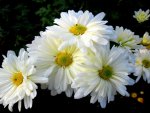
0 0 149 113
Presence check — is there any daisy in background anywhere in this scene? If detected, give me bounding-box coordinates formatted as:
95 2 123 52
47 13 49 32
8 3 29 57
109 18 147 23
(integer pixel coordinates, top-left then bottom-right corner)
72 44 134 108
0 49 48 111
133 9 150 23
111 26 141 50
47 10 113 52
27 30 86 97
134 49 150 83
110 26 141 63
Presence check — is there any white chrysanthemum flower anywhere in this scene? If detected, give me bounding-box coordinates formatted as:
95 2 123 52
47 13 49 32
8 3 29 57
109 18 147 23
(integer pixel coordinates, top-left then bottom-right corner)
47 10 113 52
26 32 44 63
27 30 86 97
0 49 48 112
72 45 134 108
141 32 150 49
133 9 150 23
111 26 141 50
134 49 150 83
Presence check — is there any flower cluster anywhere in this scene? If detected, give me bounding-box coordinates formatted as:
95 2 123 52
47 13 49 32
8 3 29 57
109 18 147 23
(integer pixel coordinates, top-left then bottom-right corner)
0 10 150 112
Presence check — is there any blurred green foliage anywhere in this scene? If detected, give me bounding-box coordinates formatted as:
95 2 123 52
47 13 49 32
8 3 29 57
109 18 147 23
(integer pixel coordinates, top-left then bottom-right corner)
0 0 76 54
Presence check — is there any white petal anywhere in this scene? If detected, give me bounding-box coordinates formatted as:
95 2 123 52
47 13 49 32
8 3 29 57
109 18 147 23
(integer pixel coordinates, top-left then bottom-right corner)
62 70 67 91
30 76 48 84
99 98 106 108
44 65 56 77
29 96 32 108
54 68 64 90
78 11 91 25
143 68 150 82
8 103 13 112
31 90 37 99
51 90 58 96
65 86 73 97
90 94 98 103
24 96 28 109
74 87 85 99
90 12 105 22
18 100 21 112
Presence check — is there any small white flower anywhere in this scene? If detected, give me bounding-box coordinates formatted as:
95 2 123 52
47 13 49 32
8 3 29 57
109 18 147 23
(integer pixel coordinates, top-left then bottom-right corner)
27 30 86 97
72 45 134 108
0 49 48 111
111 26 141 50
134 49 150 83
133 9 150 23
47 10 113 52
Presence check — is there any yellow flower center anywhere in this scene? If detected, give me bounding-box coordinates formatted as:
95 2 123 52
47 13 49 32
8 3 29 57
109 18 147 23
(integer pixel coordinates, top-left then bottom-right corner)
69 24 87 36
11 72 23 86
141 35 150 49
142 39 150 46
138 12 147 21
55 52 73 67
98 66 113 80
142 59 150 68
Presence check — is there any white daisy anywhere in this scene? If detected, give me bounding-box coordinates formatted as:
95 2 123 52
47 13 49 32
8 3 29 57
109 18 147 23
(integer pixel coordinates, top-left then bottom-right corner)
134 49 150 83
26 31 44 63
27 30 86 97
0 49 48 111
72 45 134 108
47 10 113 52
133 9 150 23
111 26 141 50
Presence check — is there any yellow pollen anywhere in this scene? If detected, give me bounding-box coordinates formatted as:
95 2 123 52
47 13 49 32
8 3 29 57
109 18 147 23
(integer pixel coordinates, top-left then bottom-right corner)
99 66 113 80
142 38 150 46
11 72 23 86
142 59 150 68
55 52 73 67
69 24 87 36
